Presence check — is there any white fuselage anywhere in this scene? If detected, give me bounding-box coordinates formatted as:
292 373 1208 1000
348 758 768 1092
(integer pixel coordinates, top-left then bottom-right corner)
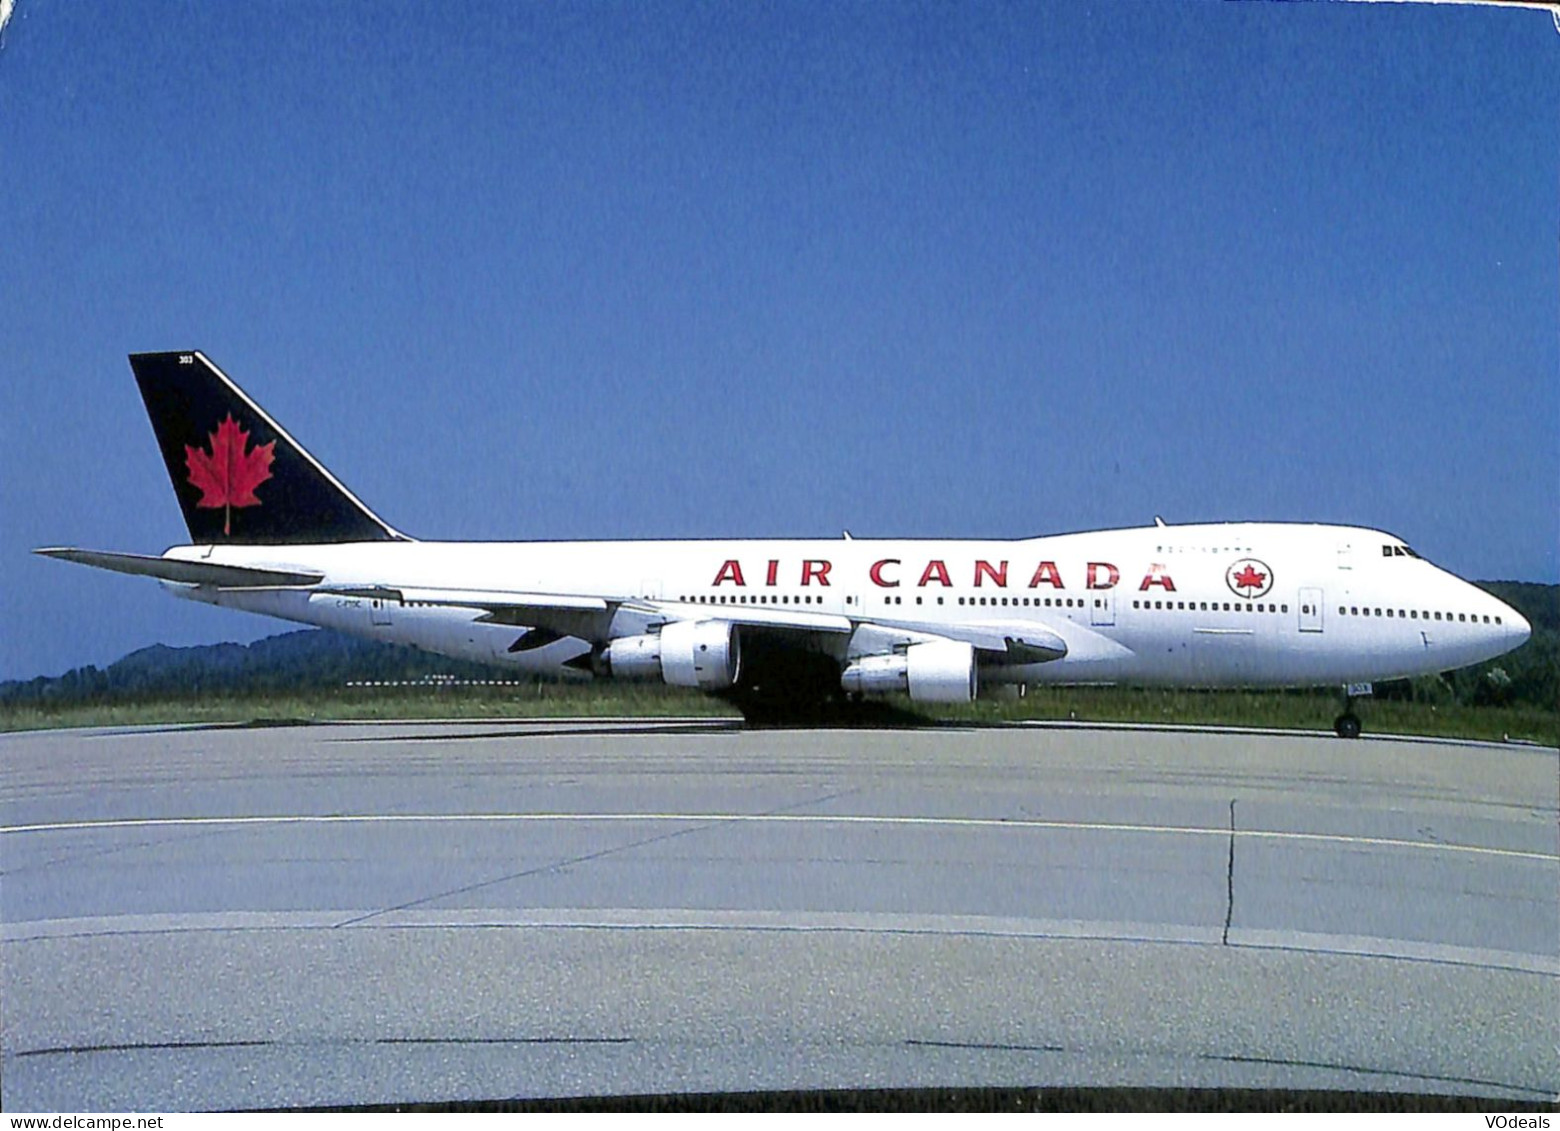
163 522 1530 691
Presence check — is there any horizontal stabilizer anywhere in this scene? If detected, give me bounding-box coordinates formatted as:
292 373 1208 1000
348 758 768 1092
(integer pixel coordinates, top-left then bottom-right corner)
35 548 324 588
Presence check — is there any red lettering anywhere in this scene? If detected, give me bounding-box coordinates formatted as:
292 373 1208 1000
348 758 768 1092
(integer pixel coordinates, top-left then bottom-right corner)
713 560 746 587
766 559 778 586
974 560 1008 587
1086 562 1120 590
869 559 901 588
801 560 832 586
1027 561 1064 589
1139 564 1177 592
918 560 952 588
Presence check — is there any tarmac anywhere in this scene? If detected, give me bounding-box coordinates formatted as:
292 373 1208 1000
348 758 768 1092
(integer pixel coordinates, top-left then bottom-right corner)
2 719 1556 1109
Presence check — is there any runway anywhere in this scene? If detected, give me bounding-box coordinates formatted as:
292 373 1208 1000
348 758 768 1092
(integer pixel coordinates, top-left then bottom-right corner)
2 720 1556 1109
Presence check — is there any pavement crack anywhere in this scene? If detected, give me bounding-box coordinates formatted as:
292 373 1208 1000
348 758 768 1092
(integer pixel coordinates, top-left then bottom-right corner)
332 820 726 928
906 1038 1067 1053
1222 798 1236 946
334 787 861 930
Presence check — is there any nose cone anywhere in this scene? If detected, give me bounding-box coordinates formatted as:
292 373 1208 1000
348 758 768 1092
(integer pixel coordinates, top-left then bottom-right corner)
1504 604 1532 650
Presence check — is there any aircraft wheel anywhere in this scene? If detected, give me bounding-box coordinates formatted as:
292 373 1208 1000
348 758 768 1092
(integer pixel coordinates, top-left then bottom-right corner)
1333 712 1362 740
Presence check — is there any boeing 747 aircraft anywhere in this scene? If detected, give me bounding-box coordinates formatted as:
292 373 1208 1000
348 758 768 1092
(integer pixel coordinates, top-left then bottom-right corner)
39 352 1531 734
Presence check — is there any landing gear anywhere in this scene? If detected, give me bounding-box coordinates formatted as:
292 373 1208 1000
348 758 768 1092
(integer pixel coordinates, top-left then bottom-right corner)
721 648 925 728
1333 683 1368 738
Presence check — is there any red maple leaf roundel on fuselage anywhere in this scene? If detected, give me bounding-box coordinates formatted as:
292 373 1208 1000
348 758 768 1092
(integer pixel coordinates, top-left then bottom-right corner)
1226 558 1274 599
1233 564 1266 591
185 414 275 536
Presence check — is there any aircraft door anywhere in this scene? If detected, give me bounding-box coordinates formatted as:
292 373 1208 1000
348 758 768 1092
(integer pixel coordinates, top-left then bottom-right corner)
1298 587 1323 633
371 597 393 627
1090 588 1116 627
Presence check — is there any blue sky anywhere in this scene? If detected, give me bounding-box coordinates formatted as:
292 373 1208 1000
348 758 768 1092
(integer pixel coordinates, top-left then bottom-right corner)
2 1 1556 680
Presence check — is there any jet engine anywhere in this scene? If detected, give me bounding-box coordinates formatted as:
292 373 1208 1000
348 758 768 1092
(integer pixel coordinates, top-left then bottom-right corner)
840 639 977 703
603 620 740 690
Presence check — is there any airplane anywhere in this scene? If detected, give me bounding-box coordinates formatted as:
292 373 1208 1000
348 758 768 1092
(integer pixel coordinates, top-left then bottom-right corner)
38 351 1532 735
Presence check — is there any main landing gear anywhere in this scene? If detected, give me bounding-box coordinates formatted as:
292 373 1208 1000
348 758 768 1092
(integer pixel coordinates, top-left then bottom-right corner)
1333 682 1370 739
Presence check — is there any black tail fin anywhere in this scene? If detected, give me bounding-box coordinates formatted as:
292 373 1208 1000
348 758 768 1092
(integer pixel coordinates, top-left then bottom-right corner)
129 351 406 545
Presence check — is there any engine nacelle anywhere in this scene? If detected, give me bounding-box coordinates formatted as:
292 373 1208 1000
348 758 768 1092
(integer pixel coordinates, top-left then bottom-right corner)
603 620 740 690
601 633 664 681
840 639 977 703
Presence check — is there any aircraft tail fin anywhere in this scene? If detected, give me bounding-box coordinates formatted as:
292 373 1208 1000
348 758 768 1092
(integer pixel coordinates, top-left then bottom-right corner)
129 351 407 545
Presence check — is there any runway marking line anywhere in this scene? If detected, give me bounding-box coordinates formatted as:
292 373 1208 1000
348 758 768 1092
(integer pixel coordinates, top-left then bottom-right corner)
0 812 1553 863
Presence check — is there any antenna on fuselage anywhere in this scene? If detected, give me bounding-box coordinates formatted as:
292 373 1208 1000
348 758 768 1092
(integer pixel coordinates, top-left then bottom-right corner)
1154 516 1167 528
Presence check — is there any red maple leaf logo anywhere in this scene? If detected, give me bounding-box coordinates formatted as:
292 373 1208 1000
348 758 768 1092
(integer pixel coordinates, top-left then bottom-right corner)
1232 564 1267 591
185 414 275 536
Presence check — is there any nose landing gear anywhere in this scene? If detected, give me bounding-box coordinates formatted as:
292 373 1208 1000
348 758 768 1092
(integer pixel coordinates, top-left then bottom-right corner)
1333 682 1371 738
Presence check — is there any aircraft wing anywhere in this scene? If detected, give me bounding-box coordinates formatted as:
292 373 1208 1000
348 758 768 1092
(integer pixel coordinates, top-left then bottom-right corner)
644 601 853 635
635 607 1064 664
872 617 1069 663
40 550 1067 667
321 588 856 648
319 585 615 646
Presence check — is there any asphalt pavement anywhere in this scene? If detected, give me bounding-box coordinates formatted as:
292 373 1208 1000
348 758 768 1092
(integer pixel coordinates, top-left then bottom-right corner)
2 720 1555 1109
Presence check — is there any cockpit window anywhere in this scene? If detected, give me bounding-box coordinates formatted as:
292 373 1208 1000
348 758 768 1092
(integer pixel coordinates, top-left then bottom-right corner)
1381 544 1421 559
